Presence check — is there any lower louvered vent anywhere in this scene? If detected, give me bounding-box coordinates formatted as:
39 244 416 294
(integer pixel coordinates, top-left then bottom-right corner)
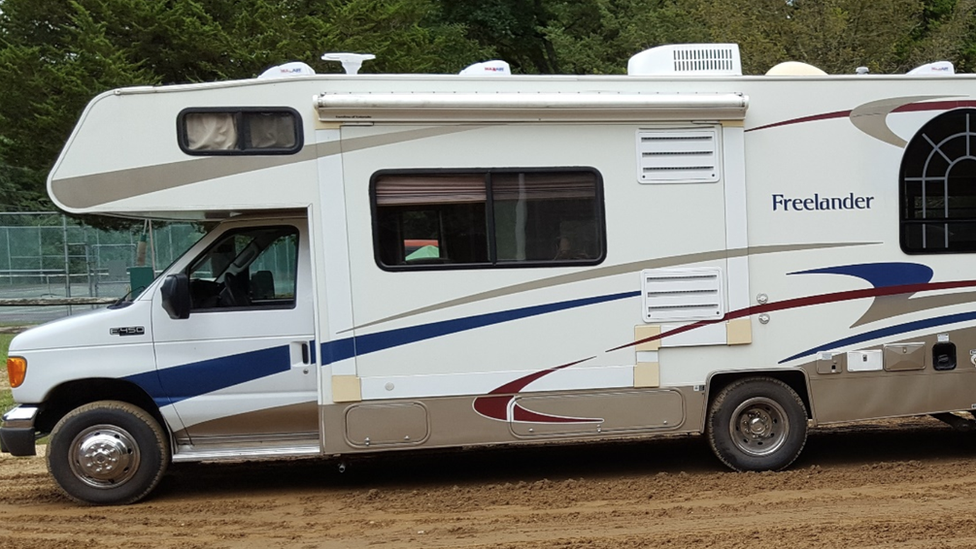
641 268 725 323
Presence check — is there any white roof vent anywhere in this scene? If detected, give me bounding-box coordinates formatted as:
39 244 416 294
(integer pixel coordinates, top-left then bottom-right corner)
321 52 375 75
258 61 315 79
628 44 741 76
908 61 955 76
459 60 512 76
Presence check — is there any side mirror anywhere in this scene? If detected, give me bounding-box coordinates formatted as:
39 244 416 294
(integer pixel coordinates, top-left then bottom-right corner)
160 274 191 320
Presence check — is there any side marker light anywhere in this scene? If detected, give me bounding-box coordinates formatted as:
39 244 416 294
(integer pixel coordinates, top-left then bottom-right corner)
6 357 26 388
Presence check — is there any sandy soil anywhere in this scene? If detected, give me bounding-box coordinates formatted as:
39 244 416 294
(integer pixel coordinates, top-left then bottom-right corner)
2 417 976 548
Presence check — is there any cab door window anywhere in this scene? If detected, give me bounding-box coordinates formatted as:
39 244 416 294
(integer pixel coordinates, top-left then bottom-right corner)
187 226 298 310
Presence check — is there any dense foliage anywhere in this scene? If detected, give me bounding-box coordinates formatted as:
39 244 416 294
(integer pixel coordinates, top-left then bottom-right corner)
0 0 973 214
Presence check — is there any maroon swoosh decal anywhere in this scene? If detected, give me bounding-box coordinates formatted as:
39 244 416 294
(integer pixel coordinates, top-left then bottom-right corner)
473 357 596 421
746 110 851 133
475 277 976 423
607 279 976 352
747 99 976 134
512 403 601 423
892 100 976 112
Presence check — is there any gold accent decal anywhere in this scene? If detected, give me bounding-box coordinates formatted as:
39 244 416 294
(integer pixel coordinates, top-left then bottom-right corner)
332 375 362 403
347 242 878 333
634 325 661 351
726 318 752 345
721 120 745 128
51 126 483 210
634 362 660 388
849 95 952 149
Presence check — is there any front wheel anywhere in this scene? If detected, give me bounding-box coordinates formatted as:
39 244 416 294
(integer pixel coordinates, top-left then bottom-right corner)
706 377 808 471
47 401 169 505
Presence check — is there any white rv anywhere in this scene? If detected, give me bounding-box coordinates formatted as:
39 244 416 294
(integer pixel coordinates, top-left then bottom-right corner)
4 44 976 505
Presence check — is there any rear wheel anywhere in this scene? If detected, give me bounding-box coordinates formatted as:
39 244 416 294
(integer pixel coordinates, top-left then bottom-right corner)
47 400 169 505
707 377 808 471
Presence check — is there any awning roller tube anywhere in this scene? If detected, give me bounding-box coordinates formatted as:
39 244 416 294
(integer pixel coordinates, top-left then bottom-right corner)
315 92 748 122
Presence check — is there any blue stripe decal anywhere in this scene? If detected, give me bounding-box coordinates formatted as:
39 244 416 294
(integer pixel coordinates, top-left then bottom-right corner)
780 310 976 363
320 290 640 365
128 291 638 403
322 337 356 365
125 345 291 404
124 370 174 410
790 262 932 288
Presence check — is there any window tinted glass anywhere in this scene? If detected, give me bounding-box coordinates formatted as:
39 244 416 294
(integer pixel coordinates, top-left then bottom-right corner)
493 172 599 262
179 108 302 155
187 226 298 309
246 112 297 149
373 169 604 269
185 113 237 151
901 108 976 253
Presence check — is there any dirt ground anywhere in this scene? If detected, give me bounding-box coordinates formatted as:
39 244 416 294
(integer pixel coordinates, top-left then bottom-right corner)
4 417 976 548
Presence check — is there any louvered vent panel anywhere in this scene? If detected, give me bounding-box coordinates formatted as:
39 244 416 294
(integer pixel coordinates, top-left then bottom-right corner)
672 46 738 74
641 268 725 323
637 129 719 184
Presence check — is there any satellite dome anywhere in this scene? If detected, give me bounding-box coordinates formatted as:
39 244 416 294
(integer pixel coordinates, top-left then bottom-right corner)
459 60 512 76
765 62 827 76
907 61 955 76
258 62 315 79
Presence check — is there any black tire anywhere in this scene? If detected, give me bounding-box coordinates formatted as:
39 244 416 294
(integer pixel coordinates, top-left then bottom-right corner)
706 377 808 472
47 400 170 505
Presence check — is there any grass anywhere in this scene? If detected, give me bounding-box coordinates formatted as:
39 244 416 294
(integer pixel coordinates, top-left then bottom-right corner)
0 333 14 414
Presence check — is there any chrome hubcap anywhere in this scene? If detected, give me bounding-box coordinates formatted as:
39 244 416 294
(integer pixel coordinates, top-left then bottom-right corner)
69 425 140 488
729 397 790 457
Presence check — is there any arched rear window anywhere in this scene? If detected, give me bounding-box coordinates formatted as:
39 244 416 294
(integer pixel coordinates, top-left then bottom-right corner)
900 108 976 253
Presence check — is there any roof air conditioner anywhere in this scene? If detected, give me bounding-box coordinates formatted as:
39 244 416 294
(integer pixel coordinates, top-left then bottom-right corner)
628 44 741 76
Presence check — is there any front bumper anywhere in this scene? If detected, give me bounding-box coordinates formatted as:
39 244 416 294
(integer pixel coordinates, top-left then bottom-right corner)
0 405 38 456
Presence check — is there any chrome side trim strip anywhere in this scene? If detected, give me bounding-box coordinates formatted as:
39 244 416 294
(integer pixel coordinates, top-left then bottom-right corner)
172 445 321 463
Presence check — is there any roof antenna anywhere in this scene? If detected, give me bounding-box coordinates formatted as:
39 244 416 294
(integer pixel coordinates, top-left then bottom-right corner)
321 53 375 75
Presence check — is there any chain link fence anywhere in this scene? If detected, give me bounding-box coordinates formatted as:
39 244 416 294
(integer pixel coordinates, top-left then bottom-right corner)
0 212 202 324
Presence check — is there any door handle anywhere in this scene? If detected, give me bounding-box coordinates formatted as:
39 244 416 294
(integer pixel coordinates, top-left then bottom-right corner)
290 340 315 368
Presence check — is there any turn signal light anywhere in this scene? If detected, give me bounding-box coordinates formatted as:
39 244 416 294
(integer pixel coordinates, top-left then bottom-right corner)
6 357 26 388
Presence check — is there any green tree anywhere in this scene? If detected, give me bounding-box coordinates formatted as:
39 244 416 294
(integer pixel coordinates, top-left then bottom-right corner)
0 0 488 216
543 0 704 75
685 0 924 75
440 0 558 73
0 162 47 212
788 0 923 74
908 0 976 72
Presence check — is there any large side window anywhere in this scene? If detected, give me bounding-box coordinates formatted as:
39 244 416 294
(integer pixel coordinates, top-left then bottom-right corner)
187 226 298 310
901 108 976 253
373 169 605 269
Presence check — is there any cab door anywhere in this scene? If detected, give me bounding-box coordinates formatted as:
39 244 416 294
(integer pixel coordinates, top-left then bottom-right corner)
151 218 317 448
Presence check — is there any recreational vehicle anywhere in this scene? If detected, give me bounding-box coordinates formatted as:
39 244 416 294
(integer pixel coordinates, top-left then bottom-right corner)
4 44 976 505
